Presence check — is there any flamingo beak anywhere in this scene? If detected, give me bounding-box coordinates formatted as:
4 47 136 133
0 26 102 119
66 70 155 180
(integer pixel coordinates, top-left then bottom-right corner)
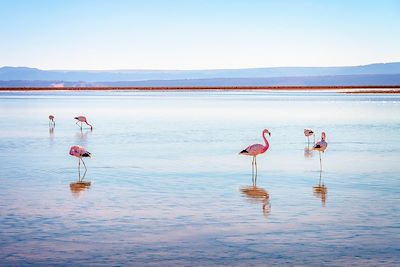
269 132 271 136
74 117 78 120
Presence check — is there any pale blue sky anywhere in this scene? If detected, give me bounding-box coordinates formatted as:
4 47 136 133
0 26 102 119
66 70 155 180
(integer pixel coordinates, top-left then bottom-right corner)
1 0 399 70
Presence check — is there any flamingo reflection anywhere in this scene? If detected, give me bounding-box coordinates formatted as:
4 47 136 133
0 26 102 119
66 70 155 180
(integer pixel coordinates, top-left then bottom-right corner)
70 182 91 198
313 170 327 206
240 174 271 217
240 186 270 216
304 147 313 159
75 129 92 146
49 125 55 138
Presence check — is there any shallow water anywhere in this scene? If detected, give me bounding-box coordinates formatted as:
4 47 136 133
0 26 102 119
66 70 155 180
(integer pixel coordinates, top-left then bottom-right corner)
0 91 399 266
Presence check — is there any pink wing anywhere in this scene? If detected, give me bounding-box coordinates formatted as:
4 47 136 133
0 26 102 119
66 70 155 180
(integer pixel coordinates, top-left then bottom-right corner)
69 145 86 157
244 143 266 156
313 141 327 151
304 129 314 136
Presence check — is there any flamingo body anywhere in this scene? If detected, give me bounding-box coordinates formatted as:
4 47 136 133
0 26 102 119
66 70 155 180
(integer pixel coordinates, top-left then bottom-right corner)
240 143 268 157
74 116 93 130
304 128 314 137
313 132 328 152
69 145 91 158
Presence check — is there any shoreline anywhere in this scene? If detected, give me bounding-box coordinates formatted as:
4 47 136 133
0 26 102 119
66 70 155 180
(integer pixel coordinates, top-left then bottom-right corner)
0 85 400 94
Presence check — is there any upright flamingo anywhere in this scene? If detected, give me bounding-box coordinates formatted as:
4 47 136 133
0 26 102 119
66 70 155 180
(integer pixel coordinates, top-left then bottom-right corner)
69 145 91 181
313 132 328 170
49 115 55 126
74 116 93 130
304 128 315 146
239 129 271 184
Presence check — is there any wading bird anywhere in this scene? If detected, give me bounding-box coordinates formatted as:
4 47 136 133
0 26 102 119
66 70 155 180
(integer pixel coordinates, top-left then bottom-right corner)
69 145 91 181
304 128 315 146
313 132 328 171
74 116 93 130
239 129 271 184
49 115 55 126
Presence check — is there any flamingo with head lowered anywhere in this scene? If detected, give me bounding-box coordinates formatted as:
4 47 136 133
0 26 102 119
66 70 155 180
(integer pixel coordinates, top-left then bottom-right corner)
239 129 271 184
74 116 93 130
49 115 55 126
304 128 315 146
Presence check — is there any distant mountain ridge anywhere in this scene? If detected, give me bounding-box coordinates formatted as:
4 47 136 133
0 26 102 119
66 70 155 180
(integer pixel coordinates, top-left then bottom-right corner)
1 62 400 81
1 62 400 86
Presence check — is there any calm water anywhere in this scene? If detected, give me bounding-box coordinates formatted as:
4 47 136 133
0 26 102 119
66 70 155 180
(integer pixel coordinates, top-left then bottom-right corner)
0 91 399 266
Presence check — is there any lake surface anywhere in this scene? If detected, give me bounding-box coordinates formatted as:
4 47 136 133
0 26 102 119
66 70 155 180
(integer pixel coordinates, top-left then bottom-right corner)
0 91 399 266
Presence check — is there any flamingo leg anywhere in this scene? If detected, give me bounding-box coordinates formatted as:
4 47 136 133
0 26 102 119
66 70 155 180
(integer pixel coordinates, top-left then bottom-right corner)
81 158 87 181
78 159 81 182
319 169 322 186
254 156 258 186
85 122 92 130
75 121 82 130
319 151 322 171
251 157 255 186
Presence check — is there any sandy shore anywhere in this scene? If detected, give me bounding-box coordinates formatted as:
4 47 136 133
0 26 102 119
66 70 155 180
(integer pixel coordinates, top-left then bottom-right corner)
0 85 399 93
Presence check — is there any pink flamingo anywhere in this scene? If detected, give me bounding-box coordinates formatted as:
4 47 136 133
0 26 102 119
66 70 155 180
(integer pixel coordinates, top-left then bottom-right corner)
304 128 315 146
49 115 55 126
69 145 91 181
313 132 328 171
74 116 93 130
239 129 271 184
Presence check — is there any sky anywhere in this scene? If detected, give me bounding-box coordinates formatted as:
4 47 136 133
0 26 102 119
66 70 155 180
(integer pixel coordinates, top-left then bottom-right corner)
0 0 399 70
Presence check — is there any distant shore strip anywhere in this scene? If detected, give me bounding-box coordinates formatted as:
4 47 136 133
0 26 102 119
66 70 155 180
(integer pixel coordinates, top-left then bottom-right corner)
0 85 400 93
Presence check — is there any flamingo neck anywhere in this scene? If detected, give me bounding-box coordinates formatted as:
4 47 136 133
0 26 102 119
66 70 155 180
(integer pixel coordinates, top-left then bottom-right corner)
262 132 269 150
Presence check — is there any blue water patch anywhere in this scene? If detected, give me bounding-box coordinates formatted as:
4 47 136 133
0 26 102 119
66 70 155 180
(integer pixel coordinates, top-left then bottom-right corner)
0 91 399 265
